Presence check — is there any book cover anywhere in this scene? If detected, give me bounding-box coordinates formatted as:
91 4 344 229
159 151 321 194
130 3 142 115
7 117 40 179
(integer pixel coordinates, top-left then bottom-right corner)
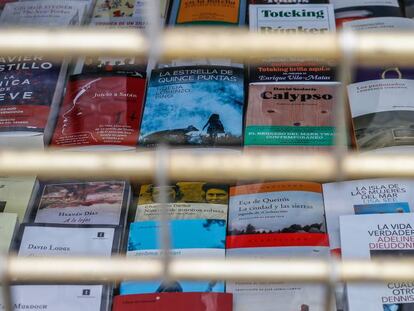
138 66 245 147
16 224 120 257
0 1 87 26
340 213 414 311
227 182 330 311
0 176 36 221
135 182 228 221
168 0 247 26
248 4 336 83
50 74 146 150
323 179 414 256
250 0 328 3
331 0 403 27
27 180 130 226
348 79 414 152
120 219 226 294
92 0 142 18
244 84 338 149
405 0 414 17
0 212 17 253
0 56 64 146
113 293 233 311
0 285 108 311
342 16 414 31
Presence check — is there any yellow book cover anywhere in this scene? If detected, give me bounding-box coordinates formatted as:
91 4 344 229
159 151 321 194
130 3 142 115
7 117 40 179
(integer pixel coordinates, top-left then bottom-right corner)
0 212 17 253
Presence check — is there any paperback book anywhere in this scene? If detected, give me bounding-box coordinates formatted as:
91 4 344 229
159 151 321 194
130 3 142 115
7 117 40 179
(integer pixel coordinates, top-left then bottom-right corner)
168 0 247 26
348 79 414 152
342 16 414 31
0 176 37 221
226 181 330 311
0 285 109 311
0 212 17 253
121 219 226 294
112 293 233 311
250 0 328 3
340 213 414 311
26 180 130 226
50 74 146 151
0 1 87 26
323 178 414 256
138 66 245 147
16 224 120 257
135 182 228 221
331 0 403 27
244 83 339 149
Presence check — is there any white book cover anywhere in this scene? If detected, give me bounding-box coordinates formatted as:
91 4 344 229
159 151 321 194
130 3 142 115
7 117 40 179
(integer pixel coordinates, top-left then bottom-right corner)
0 285 105 311
227 246 331 311
0 1 87 26
340 213 414 311
323 179 414 255
348 79 414 152
249 4 336 33
331 0 400 10
18 226 116 257
343 16 414 31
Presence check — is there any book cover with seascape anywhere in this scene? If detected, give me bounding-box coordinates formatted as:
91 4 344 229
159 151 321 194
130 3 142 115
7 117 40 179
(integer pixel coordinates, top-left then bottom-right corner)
347 79 414 152
120 219 226 295
136 182 228 221
113 293 233 311
331 0 403 27
0 176 36 221
340 213 414 311
0 212 18 253
138 66 245 147
323 179 414 256
50 74 146 150
226 182 330 311
168 0 247 26
245 84 338 149
0 285 109 311
26 180 130 226
16 224 121 257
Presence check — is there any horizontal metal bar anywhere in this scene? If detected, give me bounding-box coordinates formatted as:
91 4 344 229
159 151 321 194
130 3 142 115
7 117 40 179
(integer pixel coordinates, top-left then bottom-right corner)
6 256 414 283
1 150 414 181
0 28 414 65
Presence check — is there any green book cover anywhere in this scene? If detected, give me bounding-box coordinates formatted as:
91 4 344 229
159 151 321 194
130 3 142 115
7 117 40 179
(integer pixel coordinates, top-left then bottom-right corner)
0 177 36 221
0 212 17 253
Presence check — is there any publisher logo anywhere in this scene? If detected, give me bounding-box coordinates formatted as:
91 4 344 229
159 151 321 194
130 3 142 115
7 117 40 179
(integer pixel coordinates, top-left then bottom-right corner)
82 289 90 296
97 232 105 238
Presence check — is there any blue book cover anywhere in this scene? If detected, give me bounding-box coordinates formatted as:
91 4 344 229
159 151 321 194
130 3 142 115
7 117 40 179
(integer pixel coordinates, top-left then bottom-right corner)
120 219 226 295
139 66 245 147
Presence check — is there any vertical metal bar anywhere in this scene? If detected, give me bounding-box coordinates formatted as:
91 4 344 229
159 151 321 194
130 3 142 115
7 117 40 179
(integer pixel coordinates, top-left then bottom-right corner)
145 0 162 61
155 146 172 283
0 254 12 311
335 30 356 181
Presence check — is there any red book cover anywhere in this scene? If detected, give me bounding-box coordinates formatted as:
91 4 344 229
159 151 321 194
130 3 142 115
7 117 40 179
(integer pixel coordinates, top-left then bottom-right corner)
51 75 146 149
112 293 233 311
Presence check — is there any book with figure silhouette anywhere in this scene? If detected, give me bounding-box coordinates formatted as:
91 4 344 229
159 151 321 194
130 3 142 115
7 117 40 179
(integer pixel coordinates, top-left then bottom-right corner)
50 74 146 151
226 181 330 311
138 66 245 147
331 0 403 27
120 219 226 295
168 0 247 26
112 293 233 311
135 182 228 221
25 180 131 226
340 213 414 311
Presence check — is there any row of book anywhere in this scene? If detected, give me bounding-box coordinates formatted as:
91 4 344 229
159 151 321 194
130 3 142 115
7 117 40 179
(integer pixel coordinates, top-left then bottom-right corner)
1 0 414 152
1 177 414 310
